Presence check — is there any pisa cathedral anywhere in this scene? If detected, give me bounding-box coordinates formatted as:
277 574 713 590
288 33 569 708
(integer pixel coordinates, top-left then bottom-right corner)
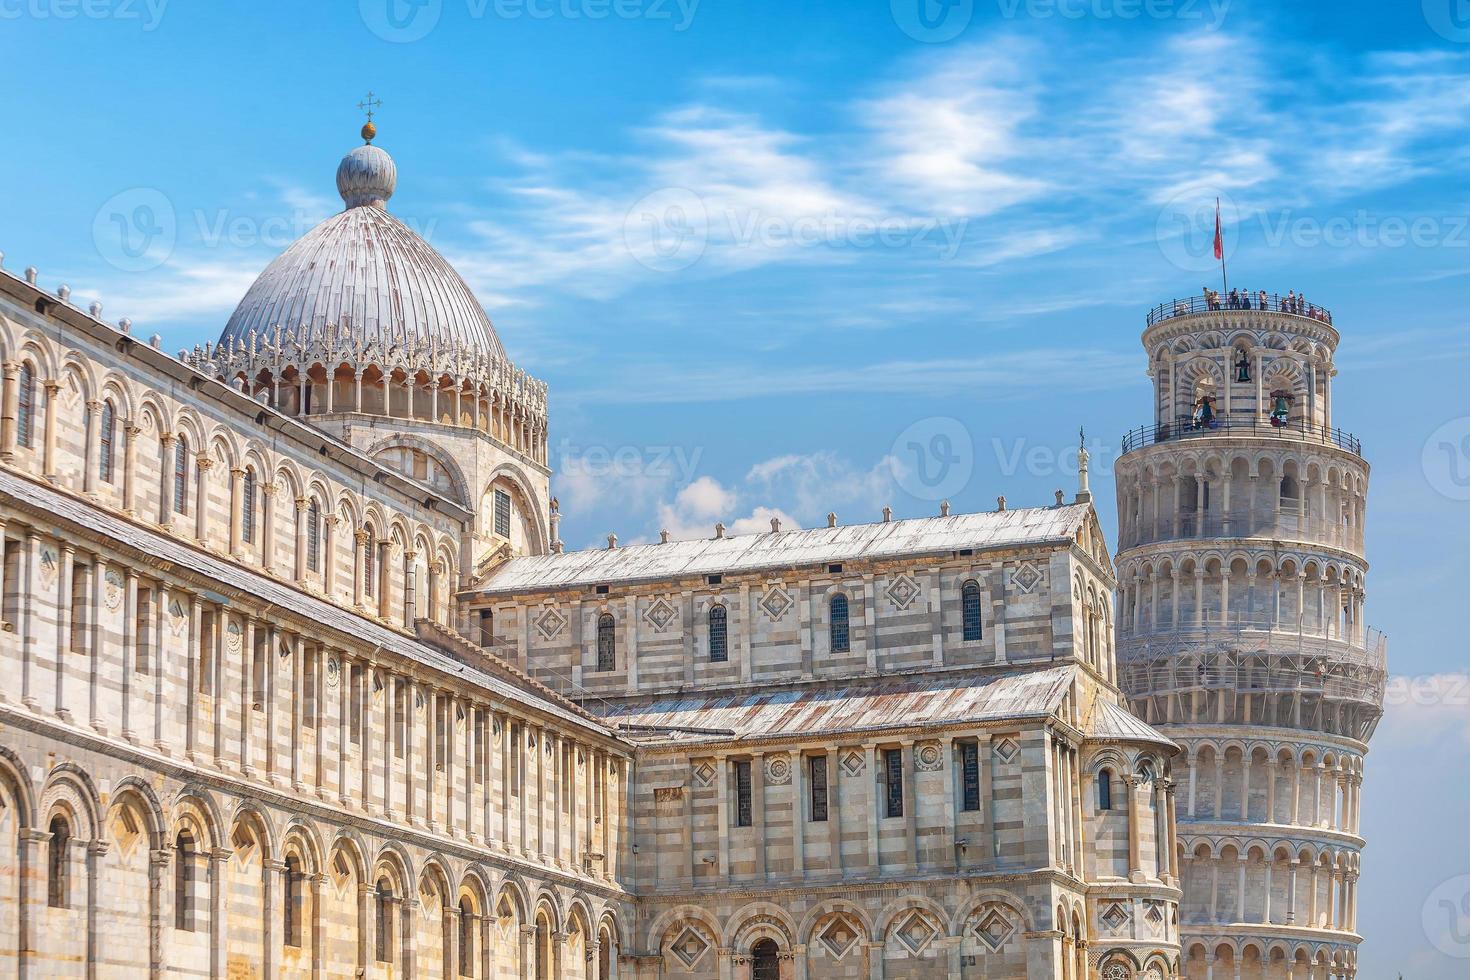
0 124 1378 979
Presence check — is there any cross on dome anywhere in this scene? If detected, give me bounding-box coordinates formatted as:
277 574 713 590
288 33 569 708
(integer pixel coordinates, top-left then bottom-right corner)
357 90 383 143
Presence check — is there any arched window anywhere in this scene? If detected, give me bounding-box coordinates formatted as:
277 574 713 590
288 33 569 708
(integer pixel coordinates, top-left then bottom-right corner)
283 854 302 946
708 605 728 662
829 593 850 653
47 816 70 908
961 579 983 641
535 913 551 980
363 525 376 598
16 361 35 449
306 500 321 571
1097 768 1113 810
175 829 197 931
242 468 257 544
173 436 190 515
596 613 616 671
751 939 780 980
375 879 394 962
459 897 475 976
98 400 116 484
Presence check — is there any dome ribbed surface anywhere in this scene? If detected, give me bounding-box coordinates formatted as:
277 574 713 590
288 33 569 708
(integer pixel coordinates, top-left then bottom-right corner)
219 204 505 360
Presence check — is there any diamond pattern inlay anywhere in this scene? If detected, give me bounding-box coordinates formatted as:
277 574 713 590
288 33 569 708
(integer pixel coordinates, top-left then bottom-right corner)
885 574 921 610
1010 560 1043 594
668 926 710 969
644 597 678 633
972 908 1015 951
533 605 567 641
1101 903 1130 933
759 585 793 621
994 738 1019 763
894 910 938 956
819 917 859 959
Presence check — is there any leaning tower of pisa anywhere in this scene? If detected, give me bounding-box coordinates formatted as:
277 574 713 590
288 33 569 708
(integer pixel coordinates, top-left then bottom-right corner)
1112 292 1386 980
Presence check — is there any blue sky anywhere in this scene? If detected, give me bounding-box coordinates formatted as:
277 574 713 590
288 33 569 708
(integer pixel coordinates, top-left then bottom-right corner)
3 0 1469 972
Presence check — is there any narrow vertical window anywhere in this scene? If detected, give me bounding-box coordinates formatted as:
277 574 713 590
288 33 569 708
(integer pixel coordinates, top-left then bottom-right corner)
708 604 728 663
16 362 35 450
363 526 376 598
734 759 753 828
459 896 475 976
173 436 190 514
375 880 393 962
884 748 904 818
303 647 317 728
306 500 320 571
349 666 363 743
596 613 616 671
251 631 266 710
69 563 87 654
962 579 983 641
510 724 522 795
829 593 850 653
393 683 406 759
98 400 116 484
47 816 70 908
283 855 302 946
241 468 257 543
198 609 214 694
493 488 512 538
1097 768 1113 811
134 586 152 674
809 755 828 822
961 742 981 812
478 609 494 647
174 830 196 931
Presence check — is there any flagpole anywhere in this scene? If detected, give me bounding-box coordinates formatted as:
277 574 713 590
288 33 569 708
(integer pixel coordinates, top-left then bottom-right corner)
1217 197 1228 297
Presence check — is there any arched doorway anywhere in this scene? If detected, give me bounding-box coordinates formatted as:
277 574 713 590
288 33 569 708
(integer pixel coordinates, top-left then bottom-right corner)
751 938 779 980
535 911 552 980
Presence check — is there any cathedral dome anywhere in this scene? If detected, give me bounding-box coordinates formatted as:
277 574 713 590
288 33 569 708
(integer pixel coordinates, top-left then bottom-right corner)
218 139 504 361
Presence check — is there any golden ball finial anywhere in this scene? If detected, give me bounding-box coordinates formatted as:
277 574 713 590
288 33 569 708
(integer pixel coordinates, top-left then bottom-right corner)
361 120 377 144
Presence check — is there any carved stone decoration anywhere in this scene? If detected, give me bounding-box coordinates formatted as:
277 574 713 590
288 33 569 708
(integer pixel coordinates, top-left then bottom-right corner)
765 755 791 785
817 915 860 959
915 741 943 771
104 568 125 610
643 596 678 633
993 738 1020 764
1100 902 1130 934
969 906 1016 952
885 573 921 611
840 749 865 777
326 656 340 688
892 910 939 956
225 619 243 652
169 598 188 636
759 584 793 622
667 925 711 969
38 547 58 589
692 761 717 788
653 786 685 804
1010 560 1044 594
533 605 566 641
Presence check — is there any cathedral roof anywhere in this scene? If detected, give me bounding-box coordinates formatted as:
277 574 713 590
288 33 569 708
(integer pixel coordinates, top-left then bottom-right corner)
217 134 505 361
479 504 1094 595
601 665 1079 741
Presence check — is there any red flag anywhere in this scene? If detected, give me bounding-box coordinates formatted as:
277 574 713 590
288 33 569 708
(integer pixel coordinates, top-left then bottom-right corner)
1213 198 1224 260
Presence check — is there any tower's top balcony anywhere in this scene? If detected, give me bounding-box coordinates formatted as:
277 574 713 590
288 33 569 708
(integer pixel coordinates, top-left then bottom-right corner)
1120 415 1363 457
1146 289 1334 329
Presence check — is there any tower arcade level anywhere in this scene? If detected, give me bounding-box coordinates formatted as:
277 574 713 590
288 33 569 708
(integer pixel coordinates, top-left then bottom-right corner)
1113 294 1384 980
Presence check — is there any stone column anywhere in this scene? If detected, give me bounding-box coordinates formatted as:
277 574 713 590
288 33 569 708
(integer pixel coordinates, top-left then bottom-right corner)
261 482 277 571
294 498 309 584
1126 775 1144 882
789 749 805 880
0 361 17 460
41 378 60 480
229 468 245 555
193 452 212 541
157 433 176 527
122 421 140 513
403 550 418 626
352 531 368 609
265 627 281 785
338 653 352 805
